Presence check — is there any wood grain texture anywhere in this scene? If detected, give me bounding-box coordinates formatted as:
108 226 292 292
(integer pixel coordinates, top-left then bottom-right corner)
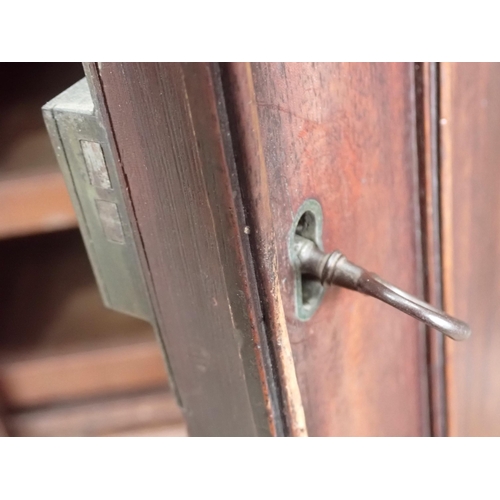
415 62 447 436
0 338 168 409
441 63 500 436
86 63 284 436
224 63 429 436
221 63 308 436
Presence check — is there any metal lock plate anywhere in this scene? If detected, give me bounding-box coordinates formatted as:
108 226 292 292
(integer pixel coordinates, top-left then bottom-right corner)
43 79 152 321
288 199 325 321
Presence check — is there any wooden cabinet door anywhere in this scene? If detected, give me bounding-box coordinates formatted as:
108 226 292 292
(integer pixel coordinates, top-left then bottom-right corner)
81 62 455 436
223 63 430 436
441 63 500 436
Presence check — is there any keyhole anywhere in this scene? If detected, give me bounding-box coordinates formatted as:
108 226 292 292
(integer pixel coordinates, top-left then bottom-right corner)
288 199 325 321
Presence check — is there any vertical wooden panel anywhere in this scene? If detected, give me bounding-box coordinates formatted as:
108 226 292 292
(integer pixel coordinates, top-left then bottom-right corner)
441 63 500 436
225 63 429 436
86 63 285 436
415 62 447 436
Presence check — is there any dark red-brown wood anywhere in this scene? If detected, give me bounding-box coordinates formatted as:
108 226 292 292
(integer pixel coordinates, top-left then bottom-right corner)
441 62 500 436
224 63 430 436
415 62 447 436
85 63 285 436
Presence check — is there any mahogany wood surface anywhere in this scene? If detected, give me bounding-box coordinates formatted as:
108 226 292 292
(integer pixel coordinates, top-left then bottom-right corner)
441 62 500 436
415 62 447 436
85 63 284 436
224 63 429 436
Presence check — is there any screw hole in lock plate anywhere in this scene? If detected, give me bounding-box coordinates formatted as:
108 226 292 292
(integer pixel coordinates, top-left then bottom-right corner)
288 199 325 321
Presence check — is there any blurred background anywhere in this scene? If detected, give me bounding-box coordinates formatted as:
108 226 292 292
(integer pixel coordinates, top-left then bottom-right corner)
0 63 186 436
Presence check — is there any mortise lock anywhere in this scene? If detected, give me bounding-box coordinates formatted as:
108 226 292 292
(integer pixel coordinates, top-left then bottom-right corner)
289 199 471 341
43 78 152 321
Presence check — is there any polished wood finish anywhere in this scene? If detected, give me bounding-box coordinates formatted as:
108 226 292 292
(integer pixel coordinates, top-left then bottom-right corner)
224 63 429 436
85 63 284 436
441 62 500 436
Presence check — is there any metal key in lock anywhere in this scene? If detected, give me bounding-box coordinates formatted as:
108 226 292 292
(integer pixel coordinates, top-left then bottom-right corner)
289 199 471 341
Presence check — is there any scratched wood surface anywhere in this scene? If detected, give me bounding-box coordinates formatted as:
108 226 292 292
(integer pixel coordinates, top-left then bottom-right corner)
86 63 285 436
441 63 500 436
224 63 429 436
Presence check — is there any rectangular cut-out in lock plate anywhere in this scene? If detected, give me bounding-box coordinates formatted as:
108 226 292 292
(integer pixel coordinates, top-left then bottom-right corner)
81 140 112 189
42 78 152 321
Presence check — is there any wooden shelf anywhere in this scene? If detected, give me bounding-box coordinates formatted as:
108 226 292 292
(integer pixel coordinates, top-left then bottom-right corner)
0 230 170 411
0 128 77 239
0 337 168 409
6 389 184 437
0 63 84 240
0 64 183 436
108 423 187 437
